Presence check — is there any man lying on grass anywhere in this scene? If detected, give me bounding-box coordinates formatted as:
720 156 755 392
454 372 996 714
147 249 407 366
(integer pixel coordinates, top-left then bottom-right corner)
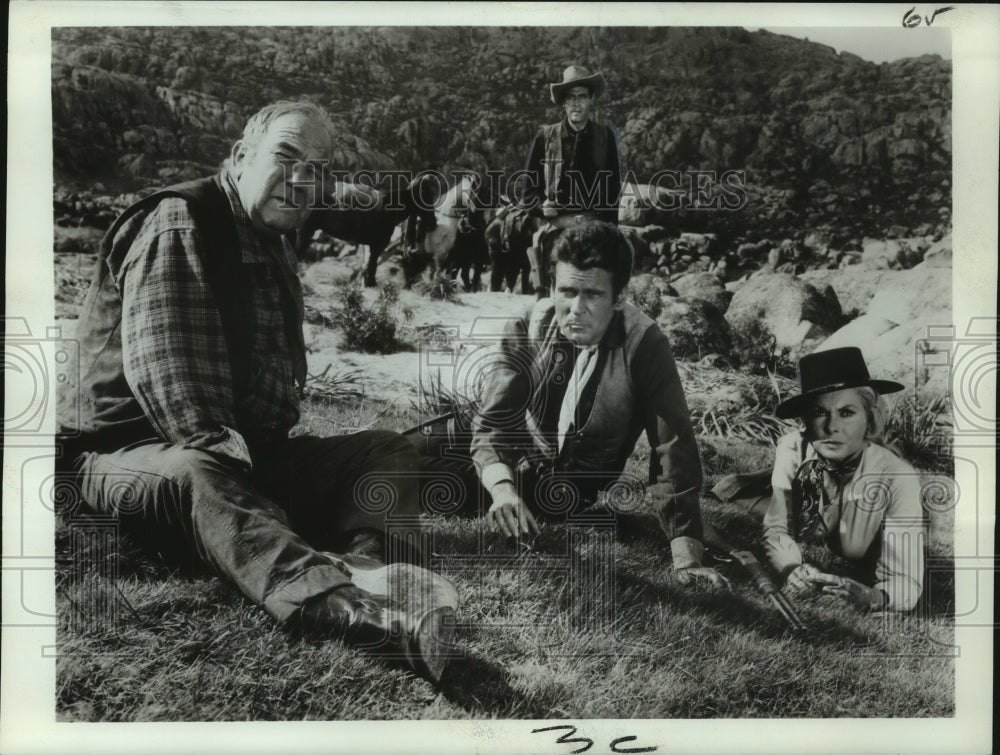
414 220 727 588
59 100 457 681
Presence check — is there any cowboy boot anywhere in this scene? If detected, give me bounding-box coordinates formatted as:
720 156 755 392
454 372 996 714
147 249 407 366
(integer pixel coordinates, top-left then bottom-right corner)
301 553 460 683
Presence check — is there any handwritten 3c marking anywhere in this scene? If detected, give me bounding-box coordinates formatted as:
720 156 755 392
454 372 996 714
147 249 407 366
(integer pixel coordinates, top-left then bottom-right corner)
532 725 658 753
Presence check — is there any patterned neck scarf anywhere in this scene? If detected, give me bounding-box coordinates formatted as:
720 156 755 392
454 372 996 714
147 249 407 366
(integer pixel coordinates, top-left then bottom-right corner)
792 450 864 543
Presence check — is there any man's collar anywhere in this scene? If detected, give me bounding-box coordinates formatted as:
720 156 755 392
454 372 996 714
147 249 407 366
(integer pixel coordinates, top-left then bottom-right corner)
600 309 627 349
560 118 592 138
220 170 274 264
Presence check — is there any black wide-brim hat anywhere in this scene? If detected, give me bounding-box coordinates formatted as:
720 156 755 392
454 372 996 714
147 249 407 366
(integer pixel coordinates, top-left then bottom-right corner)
550 65 606 104
775 346 904 419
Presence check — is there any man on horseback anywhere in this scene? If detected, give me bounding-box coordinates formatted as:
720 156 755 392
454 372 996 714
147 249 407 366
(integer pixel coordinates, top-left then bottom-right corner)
519 65 625 294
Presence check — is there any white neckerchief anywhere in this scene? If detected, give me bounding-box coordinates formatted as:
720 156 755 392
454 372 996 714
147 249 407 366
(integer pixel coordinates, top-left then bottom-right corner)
557 345 599 453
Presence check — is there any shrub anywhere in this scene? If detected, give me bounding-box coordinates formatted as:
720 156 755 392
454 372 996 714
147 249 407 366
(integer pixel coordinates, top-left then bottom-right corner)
884 394 954 474
729 317 796 379
331 283 411 354
418 271 461 302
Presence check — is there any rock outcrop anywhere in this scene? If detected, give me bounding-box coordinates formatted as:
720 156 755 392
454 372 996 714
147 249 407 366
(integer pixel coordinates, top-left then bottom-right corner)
725 273 843 358
815 266 951 395
52 27 950 243
671 272 732 314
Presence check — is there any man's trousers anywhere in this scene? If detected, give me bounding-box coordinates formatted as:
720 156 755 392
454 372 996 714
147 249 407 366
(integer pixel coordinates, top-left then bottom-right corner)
70 431 423 623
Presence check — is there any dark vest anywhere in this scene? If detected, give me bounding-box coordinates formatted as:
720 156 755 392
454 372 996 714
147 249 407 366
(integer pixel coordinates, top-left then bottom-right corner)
541 119 609 205
65 175 251 453
523 299 654 480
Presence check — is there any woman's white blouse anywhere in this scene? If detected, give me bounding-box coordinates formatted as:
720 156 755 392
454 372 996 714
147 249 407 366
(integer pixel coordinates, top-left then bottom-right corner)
764 431 926 611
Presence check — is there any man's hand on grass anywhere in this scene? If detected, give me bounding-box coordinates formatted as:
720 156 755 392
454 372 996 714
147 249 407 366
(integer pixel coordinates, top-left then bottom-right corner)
676 566 731 590
485 484 540 538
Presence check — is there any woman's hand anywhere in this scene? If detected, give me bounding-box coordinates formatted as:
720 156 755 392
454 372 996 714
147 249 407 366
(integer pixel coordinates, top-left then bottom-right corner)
810 573 888 611
785 563 822 592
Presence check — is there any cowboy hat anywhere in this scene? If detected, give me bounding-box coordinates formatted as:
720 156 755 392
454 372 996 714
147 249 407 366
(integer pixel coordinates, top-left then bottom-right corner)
550 65 606 104
775 346 904 419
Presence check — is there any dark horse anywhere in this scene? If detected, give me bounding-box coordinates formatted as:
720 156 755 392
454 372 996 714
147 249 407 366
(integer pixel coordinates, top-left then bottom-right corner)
485 205 538 293
296 175 439 287
447 209 490 292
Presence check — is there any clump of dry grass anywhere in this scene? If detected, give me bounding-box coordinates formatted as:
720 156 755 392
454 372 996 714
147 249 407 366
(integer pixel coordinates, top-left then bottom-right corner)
409 371 480 426
678 362 797 444
418 271 462 303
300 365 366 403
884 394 954 474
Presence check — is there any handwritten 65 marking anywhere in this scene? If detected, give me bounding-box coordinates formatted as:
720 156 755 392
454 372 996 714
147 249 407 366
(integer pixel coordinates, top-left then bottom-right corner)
532 725 658 754
902 6 954 27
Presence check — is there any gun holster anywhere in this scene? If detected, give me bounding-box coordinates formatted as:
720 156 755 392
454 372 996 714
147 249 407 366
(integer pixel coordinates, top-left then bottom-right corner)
514 455 553 506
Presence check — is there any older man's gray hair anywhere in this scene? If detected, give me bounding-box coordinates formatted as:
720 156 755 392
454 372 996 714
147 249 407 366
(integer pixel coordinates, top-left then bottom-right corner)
224 100 336 171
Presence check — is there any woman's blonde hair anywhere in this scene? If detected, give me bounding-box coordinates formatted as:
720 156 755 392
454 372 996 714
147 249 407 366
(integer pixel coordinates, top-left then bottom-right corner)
800 386 888 444
854 386 887 443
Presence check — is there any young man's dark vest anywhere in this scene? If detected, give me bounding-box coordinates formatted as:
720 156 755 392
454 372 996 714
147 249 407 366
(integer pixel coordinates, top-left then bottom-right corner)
541 119 609 210
65 175 252 455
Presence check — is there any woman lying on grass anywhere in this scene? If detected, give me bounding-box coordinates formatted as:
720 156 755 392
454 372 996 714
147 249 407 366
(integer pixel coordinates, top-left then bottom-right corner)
763 347 926 612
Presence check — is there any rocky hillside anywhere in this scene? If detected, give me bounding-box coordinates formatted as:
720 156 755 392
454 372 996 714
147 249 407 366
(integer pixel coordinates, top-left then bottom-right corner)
52 26 950 242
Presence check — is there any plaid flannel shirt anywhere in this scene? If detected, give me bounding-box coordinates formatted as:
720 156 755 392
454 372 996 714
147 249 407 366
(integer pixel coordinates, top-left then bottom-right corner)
112 171 306 468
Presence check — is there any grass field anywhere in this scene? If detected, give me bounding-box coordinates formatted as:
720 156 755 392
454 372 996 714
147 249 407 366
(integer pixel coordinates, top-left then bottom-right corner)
55 395 955 721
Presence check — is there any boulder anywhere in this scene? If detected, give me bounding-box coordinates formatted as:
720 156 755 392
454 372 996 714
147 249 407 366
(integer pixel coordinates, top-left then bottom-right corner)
672 232 718 260
800 269 894 317
816 319 946 397
866 267 951 326
814 266 951 395
655 297 732 361
859 237 931 270
374 255 409 290
861 239 899 269
921 234 952 267
635 225 673 244
627 273 677 319
894 237 932 268
671 272 733 313
725 273 843 358
736 239 770 262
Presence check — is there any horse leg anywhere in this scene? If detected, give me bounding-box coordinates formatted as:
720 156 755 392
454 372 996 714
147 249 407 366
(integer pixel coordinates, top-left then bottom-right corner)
489 242 504 292
520 257 533 294
472 241 488 293
364 243 380 287
504 246 520 292
471 260 482 293
459 250 473 291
